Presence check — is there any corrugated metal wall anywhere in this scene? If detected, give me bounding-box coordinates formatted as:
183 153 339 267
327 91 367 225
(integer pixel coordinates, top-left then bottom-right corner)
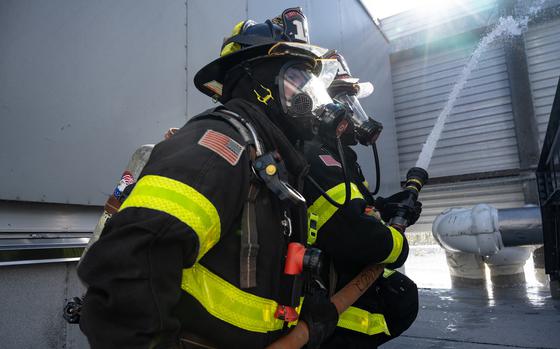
410 177 526 234
525 18 560 145
392 41 519 179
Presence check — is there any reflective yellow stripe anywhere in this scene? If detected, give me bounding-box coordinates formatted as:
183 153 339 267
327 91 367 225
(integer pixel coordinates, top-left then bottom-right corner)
383 268 397 278
380 226 404 264
308 183 363 231
120 175 220 261
338 306 391 336
181 263 284 333
307 212 319 245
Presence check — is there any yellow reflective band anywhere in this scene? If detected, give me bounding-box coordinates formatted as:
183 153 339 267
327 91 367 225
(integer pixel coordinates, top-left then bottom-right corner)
307 212 319 245
405 185 419 192
383 268 397 278
380 226 404 264
181 263 284 333
120 175 220 261
308 183 363 232
338 306 391 336
407 178 424 186
220 20 245 57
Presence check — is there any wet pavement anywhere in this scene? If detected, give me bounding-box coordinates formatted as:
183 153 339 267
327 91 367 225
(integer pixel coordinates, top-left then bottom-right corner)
383 244 560 348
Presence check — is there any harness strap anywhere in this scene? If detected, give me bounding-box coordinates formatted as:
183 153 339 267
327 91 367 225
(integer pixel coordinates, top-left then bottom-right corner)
240 159 260 288
210 109 264 289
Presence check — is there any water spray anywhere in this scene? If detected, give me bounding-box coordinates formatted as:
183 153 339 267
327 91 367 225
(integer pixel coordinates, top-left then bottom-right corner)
414 3 545 171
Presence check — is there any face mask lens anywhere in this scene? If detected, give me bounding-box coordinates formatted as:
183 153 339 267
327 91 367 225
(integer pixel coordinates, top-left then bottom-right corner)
316 59 339 88
281 64 335 117
336 94 383 145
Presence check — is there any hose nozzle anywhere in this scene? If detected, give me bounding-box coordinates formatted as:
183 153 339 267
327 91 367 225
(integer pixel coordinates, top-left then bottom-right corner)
403 167 429 199
389 167 429 230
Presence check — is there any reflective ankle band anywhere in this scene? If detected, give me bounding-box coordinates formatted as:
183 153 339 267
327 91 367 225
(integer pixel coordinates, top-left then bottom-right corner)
338 306 391 336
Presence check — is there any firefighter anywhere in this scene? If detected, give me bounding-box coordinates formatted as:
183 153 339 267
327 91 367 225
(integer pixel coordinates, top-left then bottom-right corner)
302 51 422 348
77 9 344 349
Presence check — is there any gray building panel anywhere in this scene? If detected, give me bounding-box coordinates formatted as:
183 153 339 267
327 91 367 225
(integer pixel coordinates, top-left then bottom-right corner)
525 18 560 145
0 0 187 206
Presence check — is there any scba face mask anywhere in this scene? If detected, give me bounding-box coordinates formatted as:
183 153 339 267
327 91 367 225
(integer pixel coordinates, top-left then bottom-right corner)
278 59 349 139
324 51 383 146
335 92 383 146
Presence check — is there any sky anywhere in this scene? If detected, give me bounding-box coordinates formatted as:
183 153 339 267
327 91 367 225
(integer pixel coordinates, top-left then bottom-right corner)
363 0 457 19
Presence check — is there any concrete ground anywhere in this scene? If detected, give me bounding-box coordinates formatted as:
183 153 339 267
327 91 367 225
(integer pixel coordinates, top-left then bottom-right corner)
384 286 560 349
383 244 560 349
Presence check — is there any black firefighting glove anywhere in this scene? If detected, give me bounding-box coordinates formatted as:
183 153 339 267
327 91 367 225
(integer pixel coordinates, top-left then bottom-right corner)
375 191 422 226
300 280 339 349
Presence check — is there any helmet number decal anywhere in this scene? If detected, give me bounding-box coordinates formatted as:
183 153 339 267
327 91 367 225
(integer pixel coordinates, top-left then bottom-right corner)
292 20 306 42
282 8 309 43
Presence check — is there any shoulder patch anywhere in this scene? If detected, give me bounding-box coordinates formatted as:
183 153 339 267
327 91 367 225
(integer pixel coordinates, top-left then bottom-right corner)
319 154 341 168
198 129 244 166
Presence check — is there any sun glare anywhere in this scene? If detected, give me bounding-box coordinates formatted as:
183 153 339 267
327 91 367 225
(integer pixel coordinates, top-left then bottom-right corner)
364 0 459 19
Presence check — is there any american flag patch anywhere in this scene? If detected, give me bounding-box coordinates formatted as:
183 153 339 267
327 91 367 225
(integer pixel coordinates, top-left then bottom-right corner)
198 129 244 166
319 154 341 168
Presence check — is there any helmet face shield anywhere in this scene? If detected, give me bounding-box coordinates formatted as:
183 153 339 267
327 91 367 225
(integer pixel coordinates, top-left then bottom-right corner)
279 61 338 118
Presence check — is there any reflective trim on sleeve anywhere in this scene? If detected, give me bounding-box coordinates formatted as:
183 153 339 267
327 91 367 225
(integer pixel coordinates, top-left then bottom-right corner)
380 226 404 264
383 268 397 278
338 306 391 336
181 263 285 333
307 182 364 232
120 175 221 261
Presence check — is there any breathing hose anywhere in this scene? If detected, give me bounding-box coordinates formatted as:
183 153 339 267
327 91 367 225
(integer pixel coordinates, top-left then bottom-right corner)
371 143 380 195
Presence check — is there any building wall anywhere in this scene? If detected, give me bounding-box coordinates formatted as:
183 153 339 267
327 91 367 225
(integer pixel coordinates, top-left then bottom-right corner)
0 0 188 206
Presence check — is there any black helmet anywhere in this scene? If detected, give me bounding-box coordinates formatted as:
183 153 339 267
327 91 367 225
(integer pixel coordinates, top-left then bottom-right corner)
194 8 314 99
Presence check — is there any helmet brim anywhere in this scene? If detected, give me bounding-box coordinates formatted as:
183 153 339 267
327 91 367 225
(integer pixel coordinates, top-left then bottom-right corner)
194 43 274 99
194 42 329 99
